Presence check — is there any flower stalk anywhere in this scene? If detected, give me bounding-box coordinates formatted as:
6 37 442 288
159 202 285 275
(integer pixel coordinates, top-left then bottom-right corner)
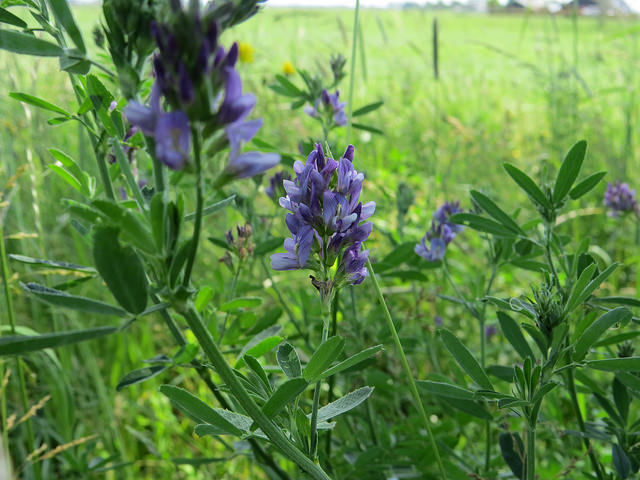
365 258 447 479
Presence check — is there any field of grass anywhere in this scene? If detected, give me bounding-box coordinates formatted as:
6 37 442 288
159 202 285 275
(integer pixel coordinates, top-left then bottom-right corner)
1 3 640 480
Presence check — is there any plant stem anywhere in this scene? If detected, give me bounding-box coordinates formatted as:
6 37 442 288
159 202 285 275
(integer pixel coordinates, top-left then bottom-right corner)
182 127 204 288
566 369 604 480
544 224 559 287
181 305 331 480
525 422 535 480
152 295 290 480
310 295 332 460
365 259 447 478
345 0 361 144
112 139 145 210
0 218 40 480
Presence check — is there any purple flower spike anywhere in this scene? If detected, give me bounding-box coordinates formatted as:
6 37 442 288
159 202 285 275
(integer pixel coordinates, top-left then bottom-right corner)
304 89 347 128
415 200 464 262
604 181 638 217
154 111 191 170
271 144 373 288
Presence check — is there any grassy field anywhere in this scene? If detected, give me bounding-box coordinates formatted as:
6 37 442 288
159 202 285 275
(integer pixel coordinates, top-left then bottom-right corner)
1 4 640 479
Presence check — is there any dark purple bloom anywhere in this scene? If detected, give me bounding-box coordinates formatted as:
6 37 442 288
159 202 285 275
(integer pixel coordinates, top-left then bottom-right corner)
218 67 256 125
434 315 444 327
415 201 463 262
271 144 374 288
304 89 347 128
124 83 162 136
223 119 280 179
266 171 291 200
604 181 638 217
155 111 190 170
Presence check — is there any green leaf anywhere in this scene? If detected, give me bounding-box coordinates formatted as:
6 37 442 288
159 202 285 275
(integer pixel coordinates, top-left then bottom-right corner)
553 140 587 204
0 29 62 56
569 171 606 200
612 378 630 423
185 195 235 221
573 307 631 362
48 0 86 52
497 311 535 361
449 213 518 237
9 254 95 273
303 336 346 382
470 190 524 235
93 226 148 315
317 344 384 380
219 297 262 312
565 263 597 313
0 7 27 28
276 342 301 379
503 163 552 211
254 237 284 256
116 365 167 390
612 444 632 479
313 386 374 423
20 282 125 316
591 296 640 308
439 329 493 390
567 263 617 313
86 74 116 136
0 326 117 356
352 122 384 135
9 92 70 116
445 398 493 421
616 372 640 393
262 378 308 419
236 325 282 367
416 380 474 400
352 100 383 117
499 432 525 480
586 357 640 372
159 385 244 436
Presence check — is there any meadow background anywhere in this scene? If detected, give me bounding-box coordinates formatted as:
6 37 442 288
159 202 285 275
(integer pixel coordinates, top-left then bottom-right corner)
1 3 639 479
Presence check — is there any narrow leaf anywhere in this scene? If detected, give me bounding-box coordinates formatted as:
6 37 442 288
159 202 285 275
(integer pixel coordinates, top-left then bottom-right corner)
262 378 308 419
277 342 301 379
553 140 587 204
313 386 374 423
449 213 518 237
49 0 86 52
417 380 474 400
116 365 167 390
586 357 640 372
0 30 62 56
159 385 244 436
0 7 27 28
497 311 535 361
439 329 493 390
303 336 346 382
573 307 631 362
569 171 606 200
352 100 384 117
0 326 117 356
20 282 125 316
318 345 384 380
9 92 70 116
470 190 524 235
503 163 552 211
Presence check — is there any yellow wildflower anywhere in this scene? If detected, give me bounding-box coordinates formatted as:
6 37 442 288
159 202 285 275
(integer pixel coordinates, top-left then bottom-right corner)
282 60 295 75
237 41 255 63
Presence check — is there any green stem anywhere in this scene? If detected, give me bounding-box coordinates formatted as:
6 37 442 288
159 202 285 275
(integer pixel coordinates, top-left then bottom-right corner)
365 259 447 478
181 305 331 480
152 296 290 480
310 295 332 460
182 127 204 288
566 369 604 480
0 219 40 480
525 422 535 480
147 138 167 195
544 224 559 288
324 291 340 460
345 0 360 144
